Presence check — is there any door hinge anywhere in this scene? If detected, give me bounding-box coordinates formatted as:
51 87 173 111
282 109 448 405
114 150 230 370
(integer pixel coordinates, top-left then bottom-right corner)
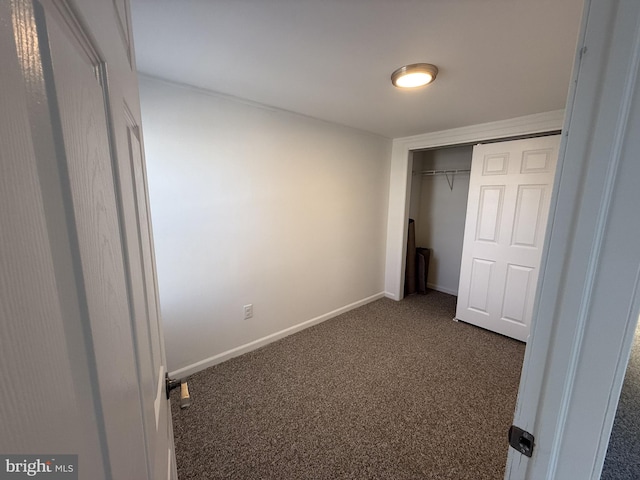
509 425 535 457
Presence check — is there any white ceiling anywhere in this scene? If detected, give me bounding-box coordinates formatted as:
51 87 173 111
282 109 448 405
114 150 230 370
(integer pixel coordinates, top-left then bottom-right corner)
130 0 584 139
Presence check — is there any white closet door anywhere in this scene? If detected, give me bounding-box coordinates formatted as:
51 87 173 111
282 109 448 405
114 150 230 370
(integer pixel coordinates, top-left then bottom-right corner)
455 136 560 342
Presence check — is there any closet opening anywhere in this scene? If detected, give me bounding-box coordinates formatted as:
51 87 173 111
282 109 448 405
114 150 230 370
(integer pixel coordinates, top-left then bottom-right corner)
401 129 562 340
405 145 473 299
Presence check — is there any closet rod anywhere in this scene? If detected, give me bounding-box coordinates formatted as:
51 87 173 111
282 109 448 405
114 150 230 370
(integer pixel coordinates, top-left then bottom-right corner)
419 169 471 176
417 169 471 191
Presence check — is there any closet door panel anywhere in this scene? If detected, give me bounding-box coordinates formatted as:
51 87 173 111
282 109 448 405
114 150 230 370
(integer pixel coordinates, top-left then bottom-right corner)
455 136 560 342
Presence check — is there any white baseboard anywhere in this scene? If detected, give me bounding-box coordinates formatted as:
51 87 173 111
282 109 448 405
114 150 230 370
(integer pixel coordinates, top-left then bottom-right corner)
384 291 399 300
427 283 458 296
169 291 386 378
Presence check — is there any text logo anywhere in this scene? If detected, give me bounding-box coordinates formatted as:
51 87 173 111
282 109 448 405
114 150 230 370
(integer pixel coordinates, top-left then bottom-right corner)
0 456 77 480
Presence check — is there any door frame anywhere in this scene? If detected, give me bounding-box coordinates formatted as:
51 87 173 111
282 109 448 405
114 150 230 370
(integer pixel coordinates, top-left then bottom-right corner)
506 0 640 478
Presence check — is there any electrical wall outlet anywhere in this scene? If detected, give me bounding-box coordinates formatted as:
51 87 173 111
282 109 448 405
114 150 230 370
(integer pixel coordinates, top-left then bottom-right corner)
243 304 253 320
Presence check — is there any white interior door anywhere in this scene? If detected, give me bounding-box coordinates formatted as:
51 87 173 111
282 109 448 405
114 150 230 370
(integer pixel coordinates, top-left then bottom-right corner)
121 112 174 479
44 1 176 477
0 1 175 478
455 136 560 342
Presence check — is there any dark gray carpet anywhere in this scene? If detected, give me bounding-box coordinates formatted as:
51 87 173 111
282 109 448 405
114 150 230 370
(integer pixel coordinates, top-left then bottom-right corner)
170 291 525 479
601 324 640 479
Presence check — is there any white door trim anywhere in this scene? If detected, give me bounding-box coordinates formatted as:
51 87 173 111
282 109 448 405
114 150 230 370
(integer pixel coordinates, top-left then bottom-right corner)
507 1 640 478
383 110 565 301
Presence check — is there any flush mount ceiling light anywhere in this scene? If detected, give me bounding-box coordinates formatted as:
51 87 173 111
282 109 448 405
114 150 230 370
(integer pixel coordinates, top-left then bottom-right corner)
391 63 438 88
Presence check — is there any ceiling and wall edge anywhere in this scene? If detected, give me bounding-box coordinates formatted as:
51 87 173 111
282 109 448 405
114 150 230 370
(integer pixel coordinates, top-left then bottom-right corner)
137 73 392 141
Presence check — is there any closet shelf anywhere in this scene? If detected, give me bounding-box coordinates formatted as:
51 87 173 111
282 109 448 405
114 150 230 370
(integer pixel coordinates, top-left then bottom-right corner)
415 169 471 191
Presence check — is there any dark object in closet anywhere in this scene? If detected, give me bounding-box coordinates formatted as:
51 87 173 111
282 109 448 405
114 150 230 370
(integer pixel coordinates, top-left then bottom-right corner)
405 219 416 295
416 248 431 294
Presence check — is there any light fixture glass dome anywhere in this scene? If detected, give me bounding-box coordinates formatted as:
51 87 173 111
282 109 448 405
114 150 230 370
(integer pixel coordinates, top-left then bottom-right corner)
391 63 438 88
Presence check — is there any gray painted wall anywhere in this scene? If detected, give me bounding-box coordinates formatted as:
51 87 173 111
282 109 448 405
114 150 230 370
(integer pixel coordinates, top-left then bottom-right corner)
139 77 392 373
411 145 473 295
